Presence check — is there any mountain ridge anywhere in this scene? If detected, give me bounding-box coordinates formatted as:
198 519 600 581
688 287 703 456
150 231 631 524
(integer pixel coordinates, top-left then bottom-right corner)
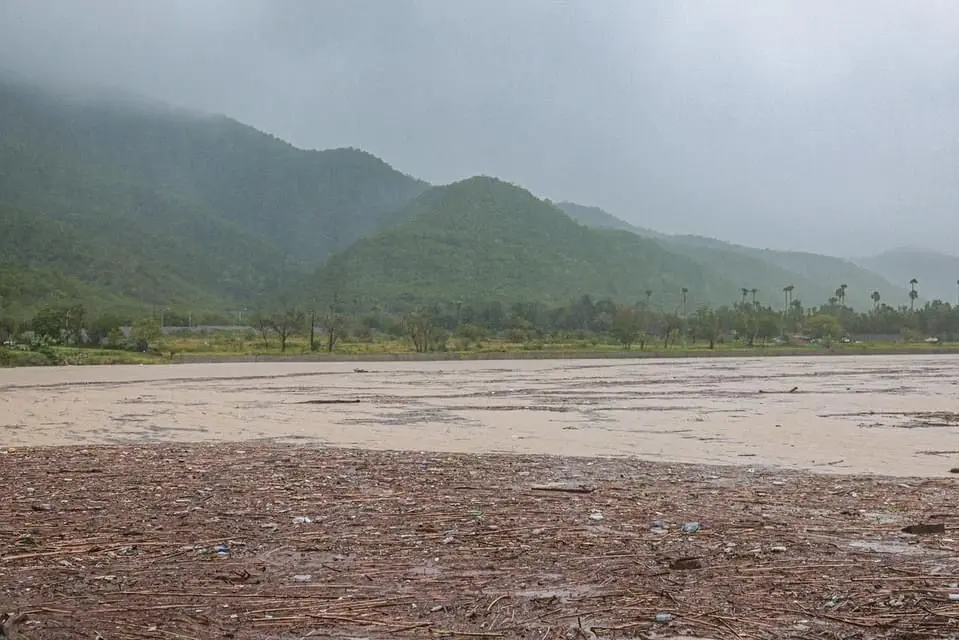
314 177 759 309
559 202 902 309
0 78 945 319
0 79 428 316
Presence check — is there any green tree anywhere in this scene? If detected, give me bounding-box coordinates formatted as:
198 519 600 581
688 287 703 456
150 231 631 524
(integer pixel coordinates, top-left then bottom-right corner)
0 316 18 344
909 278 919 311
88 314 124 346
32 307 68 344
806 314 843 341
454 323 488 347
131 316 162 348
692 307 720 349
611 307 641 350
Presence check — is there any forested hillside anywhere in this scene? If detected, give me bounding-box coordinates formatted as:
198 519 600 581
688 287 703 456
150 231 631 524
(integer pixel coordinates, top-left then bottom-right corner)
313 177 743 309
0 80 427 316
0 79 925 322
561 203 899 309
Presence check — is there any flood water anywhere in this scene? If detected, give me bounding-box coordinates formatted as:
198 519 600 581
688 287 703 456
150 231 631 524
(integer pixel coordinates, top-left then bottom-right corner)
2 354 959 476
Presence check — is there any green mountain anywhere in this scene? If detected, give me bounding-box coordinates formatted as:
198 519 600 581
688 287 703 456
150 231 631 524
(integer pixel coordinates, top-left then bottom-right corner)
0 78 915 319
560 202 898 310
314 177 746 309
555 202 666 239
855 248 958 306
0 80 428 316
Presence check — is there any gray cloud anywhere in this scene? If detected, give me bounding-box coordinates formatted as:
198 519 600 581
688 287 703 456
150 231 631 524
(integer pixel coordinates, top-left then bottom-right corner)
2 0 959 256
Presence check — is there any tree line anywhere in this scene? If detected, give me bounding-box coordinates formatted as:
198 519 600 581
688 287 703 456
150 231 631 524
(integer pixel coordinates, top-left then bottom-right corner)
3 279 958 352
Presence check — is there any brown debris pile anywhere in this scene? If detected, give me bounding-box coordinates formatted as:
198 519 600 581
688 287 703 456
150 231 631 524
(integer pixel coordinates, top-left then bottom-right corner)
1 443 959 639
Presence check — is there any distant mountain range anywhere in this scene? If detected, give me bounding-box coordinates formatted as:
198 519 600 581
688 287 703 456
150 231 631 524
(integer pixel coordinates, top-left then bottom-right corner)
0 78 949 317
854 248 959 305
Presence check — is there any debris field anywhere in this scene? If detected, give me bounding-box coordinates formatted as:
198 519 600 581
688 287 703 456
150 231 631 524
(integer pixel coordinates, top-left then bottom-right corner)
2 443 959 639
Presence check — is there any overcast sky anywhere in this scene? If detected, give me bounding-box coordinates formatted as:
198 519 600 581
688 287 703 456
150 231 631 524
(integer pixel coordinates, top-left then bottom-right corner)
2 0 959 257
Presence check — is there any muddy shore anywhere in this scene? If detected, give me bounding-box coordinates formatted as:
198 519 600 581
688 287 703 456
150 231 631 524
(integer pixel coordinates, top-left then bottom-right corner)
3 354 959 476
168 344 959 364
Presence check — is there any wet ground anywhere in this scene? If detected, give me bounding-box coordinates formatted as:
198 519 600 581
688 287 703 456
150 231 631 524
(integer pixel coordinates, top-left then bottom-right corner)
2 354 959 476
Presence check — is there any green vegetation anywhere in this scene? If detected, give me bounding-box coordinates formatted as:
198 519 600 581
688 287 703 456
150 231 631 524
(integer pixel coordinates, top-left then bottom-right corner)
3 78 959 368
556 201 666 238
0 79 427 317
313 177 744 309
5 285 959 367
561 203 900 310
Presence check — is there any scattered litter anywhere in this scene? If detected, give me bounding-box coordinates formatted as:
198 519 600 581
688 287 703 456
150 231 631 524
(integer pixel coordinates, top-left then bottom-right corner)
681 522 701 534
5 443 959 639
531 482 595 494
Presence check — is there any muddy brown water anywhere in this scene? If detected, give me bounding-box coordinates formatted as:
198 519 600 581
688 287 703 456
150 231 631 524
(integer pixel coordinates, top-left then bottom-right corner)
2 354 958 476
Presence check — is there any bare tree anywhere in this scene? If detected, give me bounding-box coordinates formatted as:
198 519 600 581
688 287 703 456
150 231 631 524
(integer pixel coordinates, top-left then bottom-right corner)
269 308 305 352
252 311 272 349
663 313 682 348
325 312 346 353
405 311 434 353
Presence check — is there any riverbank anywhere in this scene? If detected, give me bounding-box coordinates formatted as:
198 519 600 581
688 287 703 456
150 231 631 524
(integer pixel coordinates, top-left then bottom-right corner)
4 340 959 366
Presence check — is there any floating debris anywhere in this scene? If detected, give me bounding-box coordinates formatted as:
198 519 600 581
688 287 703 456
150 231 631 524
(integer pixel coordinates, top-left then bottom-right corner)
2 444 959 639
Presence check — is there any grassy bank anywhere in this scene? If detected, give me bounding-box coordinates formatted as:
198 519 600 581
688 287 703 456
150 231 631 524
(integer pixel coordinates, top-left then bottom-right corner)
4 337 959 367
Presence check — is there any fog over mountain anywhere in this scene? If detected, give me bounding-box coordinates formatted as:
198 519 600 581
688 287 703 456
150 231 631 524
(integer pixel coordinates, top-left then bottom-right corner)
3 0 959 257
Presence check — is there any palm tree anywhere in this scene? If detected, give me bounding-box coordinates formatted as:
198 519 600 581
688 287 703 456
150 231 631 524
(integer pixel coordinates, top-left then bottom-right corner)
909 278 919 311
782 285 794 335
740 288 749 305
840 283 848 307
680 287 689 318
750 288 758 305
644 290 653 306
784 285 794 307
871 290 881 310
